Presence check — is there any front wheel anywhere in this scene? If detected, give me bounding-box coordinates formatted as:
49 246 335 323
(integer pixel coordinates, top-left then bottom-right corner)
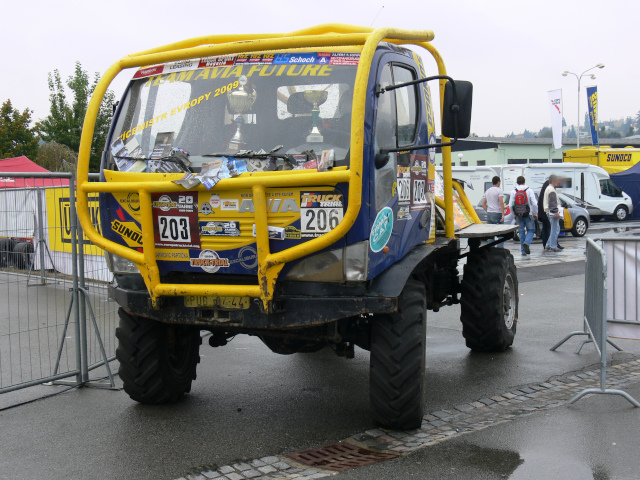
460 248 518 352
571 217 588 237
369 278 426 430
116 308 201 403
614 205 628 221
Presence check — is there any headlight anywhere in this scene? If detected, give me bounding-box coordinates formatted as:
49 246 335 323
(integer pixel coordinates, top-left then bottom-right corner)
285 241 369 283
104 251 140 275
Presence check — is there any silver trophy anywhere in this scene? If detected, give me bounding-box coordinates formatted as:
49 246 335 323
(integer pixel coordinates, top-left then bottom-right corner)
228 77 257 150
304 89 328 143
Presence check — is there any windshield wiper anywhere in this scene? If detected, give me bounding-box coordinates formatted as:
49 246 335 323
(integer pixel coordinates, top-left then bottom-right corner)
203 145 285 159
203 145 300 169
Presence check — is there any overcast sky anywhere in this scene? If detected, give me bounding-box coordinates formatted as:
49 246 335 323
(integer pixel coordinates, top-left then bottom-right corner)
2 0 637 137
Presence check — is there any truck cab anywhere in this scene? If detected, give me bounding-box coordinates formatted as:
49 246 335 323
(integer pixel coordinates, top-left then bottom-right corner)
77 25 518 430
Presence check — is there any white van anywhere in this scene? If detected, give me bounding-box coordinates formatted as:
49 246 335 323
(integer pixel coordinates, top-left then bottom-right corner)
435 166 499 207
494 163 633 221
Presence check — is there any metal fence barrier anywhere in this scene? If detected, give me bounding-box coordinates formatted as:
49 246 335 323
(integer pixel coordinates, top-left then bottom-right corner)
551 237 639 407
0 172 117 395
604 236 640 337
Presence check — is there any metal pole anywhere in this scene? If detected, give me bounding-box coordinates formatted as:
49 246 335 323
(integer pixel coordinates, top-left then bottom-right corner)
36 188 46 284
76 195 90 383
68 179 85 386
577 77 581 149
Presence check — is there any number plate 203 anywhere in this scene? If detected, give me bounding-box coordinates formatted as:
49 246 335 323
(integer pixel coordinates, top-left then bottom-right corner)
184 296 250 309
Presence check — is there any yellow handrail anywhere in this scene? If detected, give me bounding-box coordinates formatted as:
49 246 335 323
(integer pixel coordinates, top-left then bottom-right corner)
76 24 454 309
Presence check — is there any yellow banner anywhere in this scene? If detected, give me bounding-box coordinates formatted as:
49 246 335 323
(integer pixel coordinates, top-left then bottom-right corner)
46 188 103 255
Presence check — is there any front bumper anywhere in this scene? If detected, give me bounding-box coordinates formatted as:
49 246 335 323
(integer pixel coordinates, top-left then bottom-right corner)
109 282 397 329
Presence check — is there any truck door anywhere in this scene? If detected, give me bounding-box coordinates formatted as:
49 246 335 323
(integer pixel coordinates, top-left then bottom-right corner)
368 58 430 277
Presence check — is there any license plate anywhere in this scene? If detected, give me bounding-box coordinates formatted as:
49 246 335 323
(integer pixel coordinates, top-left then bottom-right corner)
184 296 250 309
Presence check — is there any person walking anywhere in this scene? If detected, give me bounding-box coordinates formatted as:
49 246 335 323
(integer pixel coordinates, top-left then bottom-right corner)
543 175 562 252
510 175 538 256
482 176 505 247
538 178 551 249
538 177 563 250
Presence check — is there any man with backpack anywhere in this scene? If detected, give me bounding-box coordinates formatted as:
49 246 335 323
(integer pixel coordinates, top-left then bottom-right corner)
510 176 538 256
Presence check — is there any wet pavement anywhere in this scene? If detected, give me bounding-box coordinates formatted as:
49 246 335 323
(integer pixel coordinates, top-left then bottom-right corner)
1 221 640 480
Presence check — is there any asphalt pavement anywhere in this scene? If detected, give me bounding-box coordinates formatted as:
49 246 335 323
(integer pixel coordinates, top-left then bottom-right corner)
1 223 640 480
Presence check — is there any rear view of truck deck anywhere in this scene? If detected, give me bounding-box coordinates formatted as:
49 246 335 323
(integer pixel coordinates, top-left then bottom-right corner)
77 24 518 430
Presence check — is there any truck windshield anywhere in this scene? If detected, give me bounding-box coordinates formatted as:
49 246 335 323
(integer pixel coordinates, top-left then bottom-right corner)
599 178 622 197
107 53 359 173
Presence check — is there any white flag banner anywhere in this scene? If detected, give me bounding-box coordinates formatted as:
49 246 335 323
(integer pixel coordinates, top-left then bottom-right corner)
548 89 563 149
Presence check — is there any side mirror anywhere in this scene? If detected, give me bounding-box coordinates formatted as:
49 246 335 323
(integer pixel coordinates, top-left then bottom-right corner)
442 80 473 139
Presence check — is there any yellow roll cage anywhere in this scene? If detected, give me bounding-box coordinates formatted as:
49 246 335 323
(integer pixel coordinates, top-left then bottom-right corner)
76 23 459 310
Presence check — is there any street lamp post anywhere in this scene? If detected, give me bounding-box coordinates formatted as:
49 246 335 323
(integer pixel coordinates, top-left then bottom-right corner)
562 63 604 148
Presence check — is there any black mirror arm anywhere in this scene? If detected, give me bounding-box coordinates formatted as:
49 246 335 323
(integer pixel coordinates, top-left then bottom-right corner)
377 75 461 153
376 75 456 96
381 108 459 154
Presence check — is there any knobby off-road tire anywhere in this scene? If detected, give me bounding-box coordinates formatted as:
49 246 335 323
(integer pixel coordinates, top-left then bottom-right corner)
460 248 518 352
370 278 426 430
116 308 201 403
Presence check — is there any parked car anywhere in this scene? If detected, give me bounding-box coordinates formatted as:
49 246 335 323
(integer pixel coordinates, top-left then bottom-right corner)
474 192 590 238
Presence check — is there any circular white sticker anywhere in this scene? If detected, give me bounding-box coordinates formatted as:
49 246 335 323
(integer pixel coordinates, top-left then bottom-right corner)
209 194 221 209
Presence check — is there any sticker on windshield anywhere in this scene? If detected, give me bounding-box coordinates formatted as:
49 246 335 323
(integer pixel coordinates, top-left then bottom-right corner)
370 207 393 253
329 53 360 65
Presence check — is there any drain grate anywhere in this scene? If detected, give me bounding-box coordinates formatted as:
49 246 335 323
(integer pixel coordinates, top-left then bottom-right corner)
287 442 398 472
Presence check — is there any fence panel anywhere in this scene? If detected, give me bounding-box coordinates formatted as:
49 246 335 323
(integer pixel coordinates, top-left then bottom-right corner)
0 173 117 394
605 237 640 339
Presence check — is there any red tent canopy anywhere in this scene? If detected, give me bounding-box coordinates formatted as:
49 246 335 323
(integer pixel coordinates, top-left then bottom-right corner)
0 156 70 188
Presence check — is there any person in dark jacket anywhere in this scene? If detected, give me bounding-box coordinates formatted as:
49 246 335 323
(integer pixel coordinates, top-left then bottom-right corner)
538 179 551 249
543 175 563 251
538 177 563 250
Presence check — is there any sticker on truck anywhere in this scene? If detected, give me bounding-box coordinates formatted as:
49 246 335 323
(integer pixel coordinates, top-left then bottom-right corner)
300 190 344 238
152 193 201 248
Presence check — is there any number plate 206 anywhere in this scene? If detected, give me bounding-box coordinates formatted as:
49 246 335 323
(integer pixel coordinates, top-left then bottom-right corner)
184 296 250 309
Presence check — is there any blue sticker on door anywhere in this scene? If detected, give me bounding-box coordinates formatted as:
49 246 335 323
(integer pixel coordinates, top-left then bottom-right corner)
370 207 393 252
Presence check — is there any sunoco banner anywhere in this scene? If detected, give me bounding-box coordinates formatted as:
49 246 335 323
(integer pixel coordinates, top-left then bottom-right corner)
548 89 563 149
586 86 598 145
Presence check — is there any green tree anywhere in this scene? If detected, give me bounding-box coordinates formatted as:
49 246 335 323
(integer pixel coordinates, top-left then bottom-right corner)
36 141 78 172
37 62 115 172
0 99 39 159
538 127 553 138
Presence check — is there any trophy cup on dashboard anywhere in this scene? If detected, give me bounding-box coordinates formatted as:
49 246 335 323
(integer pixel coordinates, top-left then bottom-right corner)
227 78 257 150
304 89 328 143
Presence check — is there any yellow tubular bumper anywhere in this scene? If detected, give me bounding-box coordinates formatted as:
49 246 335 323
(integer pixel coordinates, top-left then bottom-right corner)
76 24 456 310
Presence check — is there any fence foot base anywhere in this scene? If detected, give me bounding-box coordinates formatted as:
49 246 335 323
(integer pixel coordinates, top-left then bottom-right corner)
551 331 624 354
550 331 588 351
84 382 122 391
569 387 640 407
607 338 623 352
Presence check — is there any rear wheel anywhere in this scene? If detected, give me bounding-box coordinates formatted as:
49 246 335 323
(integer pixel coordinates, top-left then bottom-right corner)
116 308 201 403
460 248 518 352
370 278 426 430
571 217 588 237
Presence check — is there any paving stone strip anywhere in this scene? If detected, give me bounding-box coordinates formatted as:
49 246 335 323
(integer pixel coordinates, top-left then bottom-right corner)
176 357 640 480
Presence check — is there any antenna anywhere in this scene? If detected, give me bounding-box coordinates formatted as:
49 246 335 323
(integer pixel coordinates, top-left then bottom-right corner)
370 5 384 27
